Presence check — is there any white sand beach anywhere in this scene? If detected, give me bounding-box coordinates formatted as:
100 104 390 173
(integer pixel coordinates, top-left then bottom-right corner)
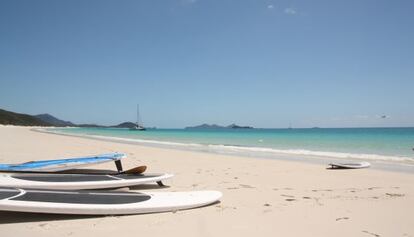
0 126 413 237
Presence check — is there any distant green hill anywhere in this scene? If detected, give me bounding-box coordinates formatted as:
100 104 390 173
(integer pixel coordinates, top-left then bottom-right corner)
77 124 104 128
111 122 137 128
0 109 51 126
186 123 254 129
0 108 147 128
185 123 224 129
35 113 75 127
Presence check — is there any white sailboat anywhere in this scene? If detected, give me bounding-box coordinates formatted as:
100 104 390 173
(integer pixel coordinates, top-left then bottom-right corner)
130 104 146 131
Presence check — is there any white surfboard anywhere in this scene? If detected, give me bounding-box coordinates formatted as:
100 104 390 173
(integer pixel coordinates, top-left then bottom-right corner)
0 173 173 190
329 161 371 169
0 188 222 215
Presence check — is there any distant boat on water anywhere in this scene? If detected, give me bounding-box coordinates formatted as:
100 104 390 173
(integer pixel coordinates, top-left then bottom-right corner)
130 104 146 131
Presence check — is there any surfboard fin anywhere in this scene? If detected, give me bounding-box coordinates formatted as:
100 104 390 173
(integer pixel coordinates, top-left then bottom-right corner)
115 160 123 172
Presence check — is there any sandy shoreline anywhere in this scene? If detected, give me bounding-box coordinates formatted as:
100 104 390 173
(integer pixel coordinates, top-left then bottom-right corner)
1 126 413 236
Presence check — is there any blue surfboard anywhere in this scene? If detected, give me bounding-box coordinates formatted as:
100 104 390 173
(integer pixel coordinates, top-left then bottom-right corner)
0 153 125 172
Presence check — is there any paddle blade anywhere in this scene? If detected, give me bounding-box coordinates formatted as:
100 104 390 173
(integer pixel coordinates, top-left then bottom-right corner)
123 165 147 174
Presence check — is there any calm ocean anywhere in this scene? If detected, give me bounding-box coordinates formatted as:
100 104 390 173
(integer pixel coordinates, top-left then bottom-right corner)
49 127 414 164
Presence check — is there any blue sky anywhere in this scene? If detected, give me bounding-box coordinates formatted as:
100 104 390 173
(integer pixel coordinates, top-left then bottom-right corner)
0 0 413 128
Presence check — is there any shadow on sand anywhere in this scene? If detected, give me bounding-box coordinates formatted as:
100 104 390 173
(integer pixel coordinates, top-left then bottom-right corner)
326 167 355 170
0 211 101 224
129 183 170 190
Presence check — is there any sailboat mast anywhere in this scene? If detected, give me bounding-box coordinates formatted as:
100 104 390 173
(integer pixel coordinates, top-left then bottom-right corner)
136 104 140 126
130 104 146 131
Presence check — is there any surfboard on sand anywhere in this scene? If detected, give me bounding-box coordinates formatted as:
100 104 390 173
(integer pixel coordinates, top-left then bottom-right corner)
3 165 148 175
0 188 222 215
0 172 173 190
329 161 371 169
0 153 125 172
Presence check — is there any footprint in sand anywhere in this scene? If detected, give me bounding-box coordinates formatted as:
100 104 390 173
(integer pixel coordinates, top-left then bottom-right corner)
262 203 272 213
38 223 48 228
362 230 381 237
227 187 239 190
239 184 255 189
385 193 405 197
263 209 272 213
215 205 237 211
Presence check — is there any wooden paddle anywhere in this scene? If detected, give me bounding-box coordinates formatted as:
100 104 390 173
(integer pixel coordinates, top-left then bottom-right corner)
120 165 147 174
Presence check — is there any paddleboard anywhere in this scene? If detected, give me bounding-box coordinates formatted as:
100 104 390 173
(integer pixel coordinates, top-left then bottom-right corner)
4 165 147 175
0 188 222 215
0 153 125 172
329 161 371 169
0 173 173 190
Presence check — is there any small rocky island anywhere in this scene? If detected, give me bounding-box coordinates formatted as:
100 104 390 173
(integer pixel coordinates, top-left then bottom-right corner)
185 123 254 129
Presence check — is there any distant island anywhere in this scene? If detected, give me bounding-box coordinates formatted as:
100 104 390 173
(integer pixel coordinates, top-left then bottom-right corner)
111 122 137 128
0 108 140 128
0 109 51 126
35 113 75 127
1 108 253 130
185 123 254 130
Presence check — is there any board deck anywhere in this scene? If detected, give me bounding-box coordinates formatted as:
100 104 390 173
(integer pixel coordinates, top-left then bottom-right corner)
3 165 147 175
0 173 173 190
329 161 371 169
0 153 125 172
0 188 222 215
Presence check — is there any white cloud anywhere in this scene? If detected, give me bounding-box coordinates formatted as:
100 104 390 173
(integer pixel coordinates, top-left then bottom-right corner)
267 5 274 9
284 8 297 15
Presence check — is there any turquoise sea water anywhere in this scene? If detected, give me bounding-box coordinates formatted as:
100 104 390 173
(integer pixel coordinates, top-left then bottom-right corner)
49 127 414 163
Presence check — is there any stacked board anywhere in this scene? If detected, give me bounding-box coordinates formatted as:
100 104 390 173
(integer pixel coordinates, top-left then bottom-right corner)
0 188 222 215
0 173 173 190
0 153 223 215
0 153 125 172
